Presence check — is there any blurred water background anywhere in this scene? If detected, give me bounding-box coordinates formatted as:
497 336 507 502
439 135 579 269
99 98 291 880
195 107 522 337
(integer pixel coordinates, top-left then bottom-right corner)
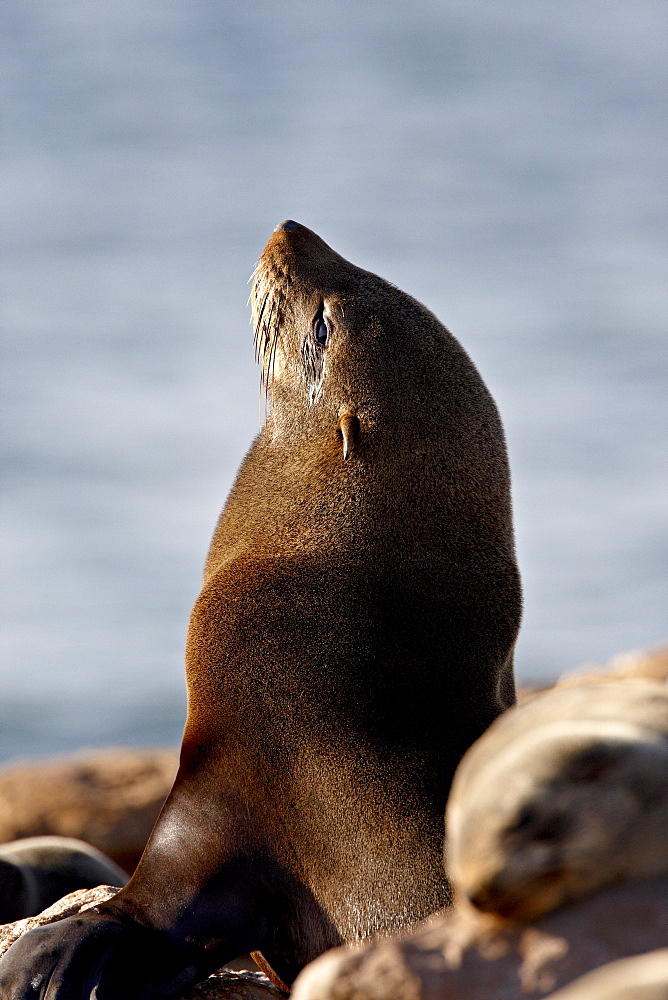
2 0 666 762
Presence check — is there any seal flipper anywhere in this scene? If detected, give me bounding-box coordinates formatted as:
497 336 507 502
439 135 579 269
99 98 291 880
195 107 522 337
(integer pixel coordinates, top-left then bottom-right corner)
0 760 342 998
0 909 210 1000
0 843 270 1000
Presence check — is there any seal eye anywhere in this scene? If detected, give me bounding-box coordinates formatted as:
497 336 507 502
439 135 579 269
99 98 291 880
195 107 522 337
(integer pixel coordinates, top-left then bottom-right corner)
314 311 329 347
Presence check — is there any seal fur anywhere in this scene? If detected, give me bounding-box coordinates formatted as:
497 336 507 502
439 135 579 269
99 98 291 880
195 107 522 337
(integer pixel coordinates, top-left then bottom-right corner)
0 221 521 998
0 837 127 924
446 680 668 922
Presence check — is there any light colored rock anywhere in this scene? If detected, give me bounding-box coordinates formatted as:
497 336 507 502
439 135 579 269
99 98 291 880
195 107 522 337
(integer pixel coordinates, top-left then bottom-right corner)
515 643 668 707
0 747 178 873
544 949 668 1000
291 877 668 1000
0 886 281 998
559 642 668 687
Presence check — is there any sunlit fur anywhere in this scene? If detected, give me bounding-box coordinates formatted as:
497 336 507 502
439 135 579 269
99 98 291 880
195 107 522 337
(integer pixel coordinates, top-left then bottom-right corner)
0 221 522 998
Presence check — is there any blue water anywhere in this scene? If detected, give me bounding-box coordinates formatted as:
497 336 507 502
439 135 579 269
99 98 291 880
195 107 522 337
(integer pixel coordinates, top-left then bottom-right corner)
2 0 666 762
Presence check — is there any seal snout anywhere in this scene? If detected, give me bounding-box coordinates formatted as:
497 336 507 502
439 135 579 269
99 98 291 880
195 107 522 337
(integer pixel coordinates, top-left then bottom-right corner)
274 219 301 233
465 884 504 915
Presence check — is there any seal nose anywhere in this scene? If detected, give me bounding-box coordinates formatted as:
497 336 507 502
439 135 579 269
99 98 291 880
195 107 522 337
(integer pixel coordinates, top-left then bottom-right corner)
464 878 503 913
274 219 301 233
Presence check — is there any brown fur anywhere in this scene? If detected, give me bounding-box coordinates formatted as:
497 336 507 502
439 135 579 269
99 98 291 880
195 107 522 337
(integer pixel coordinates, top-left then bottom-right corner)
446 681 668 922
0 221 521 998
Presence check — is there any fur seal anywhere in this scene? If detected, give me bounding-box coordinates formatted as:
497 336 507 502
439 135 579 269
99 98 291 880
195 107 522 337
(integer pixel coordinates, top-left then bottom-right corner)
543 949 668 1000
0 221 521 998
0 836 127 924
446 680 668 922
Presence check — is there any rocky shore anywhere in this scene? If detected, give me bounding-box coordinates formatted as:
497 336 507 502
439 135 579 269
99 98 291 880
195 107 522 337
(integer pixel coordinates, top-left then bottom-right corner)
0 746 178 875
0 644 665 999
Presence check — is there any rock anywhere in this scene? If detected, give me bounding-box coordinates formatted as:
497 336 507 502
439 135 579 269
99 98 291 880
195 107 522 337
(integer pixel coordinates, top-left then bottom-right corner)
0 835 127 922
0 886 282 998
183 970 285 999
543 949 668 1000
0 884 121 959
515 644 668 707
558 642 668 687
290 877 668 1000
0 747 178 873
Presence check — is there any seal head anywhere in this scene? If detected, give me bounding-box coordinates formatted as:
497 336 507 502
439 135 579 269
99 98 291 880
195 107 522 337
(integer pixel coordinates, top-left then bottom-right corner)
446 681 668 922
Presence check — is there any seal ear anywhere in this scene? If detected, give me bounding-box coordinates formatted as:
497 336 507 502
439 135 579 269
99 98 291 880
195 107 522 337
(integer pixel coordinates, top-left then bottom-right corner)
337 412 360 460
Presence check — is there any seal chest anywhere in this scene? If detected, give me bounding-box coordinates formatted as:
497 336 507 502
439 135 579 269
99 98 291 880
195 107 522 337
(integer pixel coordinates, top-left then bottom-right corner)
0 221 521 997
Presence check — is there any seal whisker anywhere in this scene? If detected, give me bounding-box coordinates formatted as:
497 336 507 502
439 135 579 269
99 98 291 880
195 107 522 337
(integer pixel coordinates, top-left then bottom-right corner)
253 290 271 366
267 302 282 410
262 299 277 390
